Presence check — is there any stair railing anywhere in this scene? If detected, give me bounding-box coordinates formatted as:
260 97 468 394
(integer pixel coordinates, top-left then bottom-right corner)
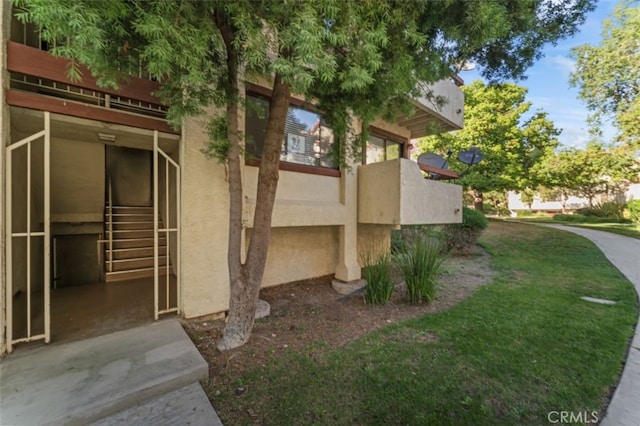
107 174 113 272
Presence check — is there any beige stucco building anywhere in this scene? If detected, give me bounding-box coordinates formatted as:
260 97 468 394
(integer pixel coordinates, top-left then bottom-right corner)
0 4 464 356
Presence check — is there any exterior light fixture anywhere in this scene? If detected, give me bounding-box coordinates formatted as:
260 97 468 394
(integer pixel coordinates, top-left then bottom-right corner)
98 132 116 143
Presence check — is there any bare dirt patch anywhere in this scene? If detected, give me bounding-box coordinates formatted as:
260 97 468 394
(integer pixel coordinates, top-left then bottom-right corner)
183 245 494 382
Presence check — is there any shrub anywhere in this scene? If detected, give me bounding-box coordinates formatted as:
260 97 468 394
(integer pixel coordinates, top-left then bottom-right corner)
577 202 625 219
442 207 488 252
361 248 394 305
552 213 631 224
394 237 445 304
516 211 550 218
390 230 407 254
627 200 640 223
392 225 441 254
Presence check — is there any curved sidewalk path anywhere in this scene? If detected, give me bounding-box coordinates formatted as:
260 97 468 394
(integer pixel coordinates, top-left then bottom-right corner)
539 224 640 426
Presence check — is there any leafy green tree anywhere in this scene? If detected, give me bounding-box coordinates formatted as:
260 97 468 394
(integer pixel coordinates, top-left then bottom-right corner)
417 81 561 211
540 142 638 208
15 0 595 349
571 1 640 148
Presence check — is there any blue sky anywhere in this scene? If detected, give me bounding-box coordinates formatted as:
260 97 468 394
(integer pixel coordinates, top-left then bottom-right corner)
460 0 618 149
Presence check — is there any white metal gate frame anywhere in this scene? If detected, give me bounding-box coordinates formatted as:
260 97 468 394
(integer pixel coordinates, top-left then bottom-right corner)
5 111 50 353
153 131 180 319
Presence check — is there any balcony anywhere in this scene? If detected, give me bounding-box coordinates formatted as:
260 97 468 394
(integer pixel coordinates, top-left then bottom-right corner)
5 42 174 134
397 79 464 138
358 158 462 225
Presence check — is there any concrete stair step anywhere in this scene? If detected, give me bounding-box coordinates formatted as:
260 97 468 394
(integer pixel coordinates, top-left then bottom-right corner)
106 213 155 222
110 206 154 214
0 321 211 426
105 266 169 282
108 229 155 239
107 256 167 272
112 221 155 231
112 238 166 250
91 383 222 426
111 246 166 260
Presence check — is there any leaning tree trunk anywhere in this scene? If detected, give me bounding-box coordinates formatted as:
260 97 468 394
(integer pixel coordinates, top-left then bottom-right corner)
473 190 484 212
217 75 291 351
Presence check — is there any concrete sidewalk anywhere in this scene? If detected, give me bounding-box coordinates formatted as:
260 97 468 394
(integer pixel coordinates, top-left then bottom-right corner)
539 224 640 426
0 320 222 425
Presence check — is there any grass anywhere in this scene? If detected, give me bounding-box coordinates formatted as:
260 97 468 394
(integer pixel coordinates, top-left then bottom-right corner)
515 217 640 240
208 221 638 425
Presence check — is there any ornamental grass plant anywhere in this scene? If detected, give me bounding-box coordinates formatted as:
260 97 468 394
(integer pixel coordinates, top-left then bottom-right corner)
361 248 394 305
394 236 445 303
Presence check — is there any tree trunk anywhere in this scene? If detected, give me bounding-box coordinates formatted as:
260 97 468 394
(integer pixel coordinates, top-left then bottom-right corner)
217 74 291 351
474 191 484 212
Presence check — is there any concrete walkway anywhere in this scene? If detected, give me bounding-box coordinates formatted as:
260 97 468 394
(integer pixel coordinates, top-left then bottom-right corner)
539 224 640 426
0 320 222 425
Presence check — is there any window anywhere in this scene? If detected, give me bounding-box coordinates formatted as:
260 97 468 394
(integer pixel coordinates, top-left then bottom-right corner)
366 133 404 164
245 94 337 169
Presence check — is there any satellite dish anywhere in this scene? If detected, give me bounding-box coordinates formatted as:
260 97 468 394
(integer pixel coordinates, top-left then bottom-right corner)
418 152 448 169
457 147 483 166
455 61 476 72
417 152 448 179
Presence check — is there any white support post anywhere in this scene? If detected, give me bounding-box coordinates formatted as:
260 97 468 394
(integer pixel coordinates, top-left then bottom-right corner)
44 111 51 343
176 152 181 315
26 134 31 339
153 131 159 320
165 157 169 311
6 139 13 353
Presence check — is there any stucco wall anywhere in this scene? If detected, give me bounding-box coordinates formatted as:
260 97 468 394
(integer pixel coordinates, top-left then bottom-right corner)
398 161 462 224
52 138 104 222
244 166 345 227
357 224 394 264
369 117 412 141
358 158 462 225
414 80 464 129
180 113 230 318
106 146 151 207
248 226 338 287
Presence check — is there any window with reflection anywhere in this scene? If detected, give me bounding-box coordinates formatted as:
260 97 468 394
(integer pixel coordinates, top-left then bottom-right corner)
245 94 337 169
366 133 404 164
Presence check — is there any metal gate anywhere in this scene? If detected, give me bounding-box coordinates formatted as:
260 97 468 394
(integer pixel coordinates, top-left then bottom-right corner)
153 131 180 319
5 111 50 352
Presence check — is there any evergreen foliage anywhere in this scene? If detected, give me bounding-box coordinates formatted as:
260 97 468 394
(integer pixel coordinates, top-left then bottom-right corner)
571 1 640 148
417 81 561 209
442 207 489 252
627 200 640 223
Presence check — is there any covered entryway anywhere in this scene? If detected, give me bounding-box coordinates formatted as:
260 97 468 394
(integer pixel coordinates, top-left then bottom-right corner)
5 107 181 351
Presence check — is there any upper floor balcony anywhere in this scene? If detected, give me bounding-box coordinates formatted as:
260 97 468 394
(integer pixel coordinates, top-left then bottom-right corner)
6 14 175 134
358 158 462 225
398 79 464 138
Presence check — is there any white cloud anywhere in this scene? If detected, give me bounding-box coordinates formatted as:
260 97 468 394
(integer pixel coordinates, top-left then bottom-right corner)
545 55 576 77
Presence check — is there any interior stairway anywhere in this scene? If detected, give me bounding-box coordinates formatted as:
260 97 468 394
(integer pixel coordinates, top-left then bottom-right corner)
104 206 169 282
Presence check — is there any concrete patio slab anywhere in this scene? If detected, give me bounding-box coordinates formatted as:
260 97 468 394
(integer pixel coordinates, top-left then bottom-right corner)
92 383 222 426
0 320 211 426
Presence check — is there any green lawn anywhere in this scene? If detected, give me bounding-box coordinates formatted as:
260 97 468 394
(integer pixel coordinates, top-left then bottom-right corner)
514 217 640 240
209 221 638 425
